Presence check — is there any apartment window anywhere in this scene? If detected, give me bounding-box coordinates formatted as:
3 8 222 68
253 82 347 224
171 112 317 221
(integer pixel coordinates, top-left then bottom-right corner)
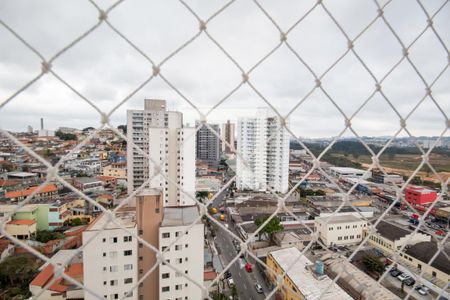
139 243 143 248
124 278 133 284
103 252 106 257
110 294 118 300
124 291 133 298
350 235 354 239
175 284 182 290
162 287 170 292
185 257 188 262
139 256 143 261
110 251 117 259
338 237 342 241
124 250 132 256
124 236 132 242
328 227 333 231
138 229 143 235
103 281 107 286
175 231 181 237
344 236 348 240
162 246 168 252
175 245 182 251
418 264 421 270
102 238 106 243
185 270 188 274
432 271 436 277
162 232 170 238
103 266 107 271
177 258 183 264
124 264 133 270
110 266 118 272
110 237 118 243
110 280 118 286
185 244 188 248
162 273 170 279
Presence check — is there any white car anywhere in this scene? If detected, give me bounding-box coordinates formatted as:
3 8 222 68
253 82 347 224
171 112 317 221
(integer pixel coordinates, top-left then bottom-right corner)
397 273 411 281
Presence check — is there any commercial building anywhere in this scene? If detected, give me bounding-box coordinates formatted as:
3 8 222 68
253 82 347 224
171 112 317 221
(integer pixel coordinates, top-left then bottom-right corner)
196 121 220 166
405 186 438 205
159 206 204 300
236 108 289 193
399 241 450 288
266 247 352 300
324 256 400 300
315 215 368 247
127 99 196 206
83 210 138 300
221 120 235 154
330 167 371 179
364 220 430 255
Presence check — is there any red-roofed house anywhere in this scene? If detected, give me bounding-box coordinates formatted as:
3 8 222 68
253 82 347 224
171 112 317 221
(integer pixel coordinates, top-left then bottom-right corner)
5 184 58 202
5 219 37 239
30 263 83 300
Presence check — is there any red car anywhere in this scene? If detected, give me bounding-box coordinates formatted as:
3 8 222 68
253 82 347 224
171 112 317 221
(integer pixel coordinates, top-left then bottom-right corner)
245 263 252 273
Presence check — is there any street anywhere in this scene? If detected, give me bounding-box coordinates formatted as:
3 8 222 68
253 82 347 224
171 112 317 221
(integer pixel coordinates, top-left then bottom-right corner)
208 180 274 299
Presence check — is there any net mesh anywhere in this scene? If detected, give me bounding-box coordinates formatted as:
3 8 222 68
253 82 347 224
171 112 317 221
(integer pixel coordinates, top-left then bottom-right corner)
0 0 449 299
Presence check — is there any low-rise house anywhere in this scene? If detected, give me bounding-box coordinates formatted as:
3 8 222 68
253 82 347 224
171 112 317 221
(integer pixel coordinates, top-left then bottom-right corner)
5 219 37 239
72 177 104 193
29 263 83 300
102 162 127 180
4 183 58 202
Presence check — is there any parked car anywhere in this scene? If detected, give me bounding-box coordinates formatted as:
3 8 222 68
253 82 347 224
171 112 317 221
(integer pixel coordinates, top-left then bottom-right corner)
397 273 411 281
404 277 415 286
255 283 263 294
415 285 430 296
389 269 402 277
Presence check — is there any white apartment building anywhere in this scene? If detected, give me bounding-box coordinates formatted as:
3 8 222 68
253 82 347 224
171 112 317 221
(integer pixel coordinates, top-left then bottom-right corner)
315 215 368 247
236 108 289 193
83 211 138 300
159 206 204 300
127 99 196 206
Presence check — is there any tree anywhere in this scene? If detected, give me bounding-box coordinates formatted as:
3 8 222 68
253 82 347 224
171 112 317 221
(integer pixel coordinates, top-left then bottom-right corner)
362 254 384 274
34 230 64 243
196 191 209 201
0 255 38 297
254 216 283 240
55 130 77 141
230 284 238 300
118 125 127 134
67 218 83 226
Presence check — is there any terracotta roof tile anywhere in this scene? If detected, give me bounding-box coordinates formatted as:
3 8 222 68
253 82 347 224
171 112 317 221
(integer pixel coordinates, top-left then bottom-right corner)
5 184 58 199
7 219 36 225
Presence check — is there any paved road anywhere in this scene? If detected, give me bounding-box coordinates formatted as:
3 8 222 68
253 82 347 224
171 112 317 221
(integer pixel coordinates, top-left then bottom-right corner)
208 179 273 299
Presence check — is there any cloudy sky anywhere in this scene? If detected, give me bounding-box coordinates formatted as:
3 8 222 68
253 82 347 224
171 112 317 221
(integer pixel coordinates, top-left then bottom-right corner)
0 0 449 138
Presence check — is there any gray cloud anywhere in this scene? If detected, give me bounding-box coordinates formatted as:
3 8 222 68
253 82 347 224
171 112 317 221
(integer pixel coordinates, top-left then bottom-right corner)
0 0 448 138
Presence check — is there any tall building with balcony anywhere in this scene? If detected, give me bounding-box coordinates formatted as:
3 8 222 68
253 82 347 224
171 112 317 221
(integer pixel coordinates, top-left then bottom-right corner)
83 210 138 300
236 108 289 193
196 121 220 166
127 99 196 206
159 206 204 300
221 120 235 154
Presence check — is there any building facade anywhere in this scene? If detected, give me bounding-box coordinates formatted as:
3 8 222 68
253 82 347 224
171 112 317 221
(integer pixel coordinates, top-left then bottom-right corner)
221 120 235 154
236 108 289 193
83 210 138 300
315 215 368 247
159 206 204 300
127 99 196 206
405 186 437 205
196 121 220 166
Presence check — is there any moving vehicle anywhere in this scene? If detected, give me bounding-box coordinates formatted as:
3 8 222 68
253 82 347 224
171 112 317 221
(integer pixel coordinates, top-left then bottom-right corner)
245 263 252 273
255 283 263 294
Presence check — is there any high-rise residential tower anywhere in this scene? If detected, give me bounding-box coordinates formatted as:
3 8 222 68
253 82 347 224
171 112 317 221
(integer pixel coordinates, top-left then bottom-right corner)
195 121 220 166
236 108 289 193
221 120 235 154
127 99 196 206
